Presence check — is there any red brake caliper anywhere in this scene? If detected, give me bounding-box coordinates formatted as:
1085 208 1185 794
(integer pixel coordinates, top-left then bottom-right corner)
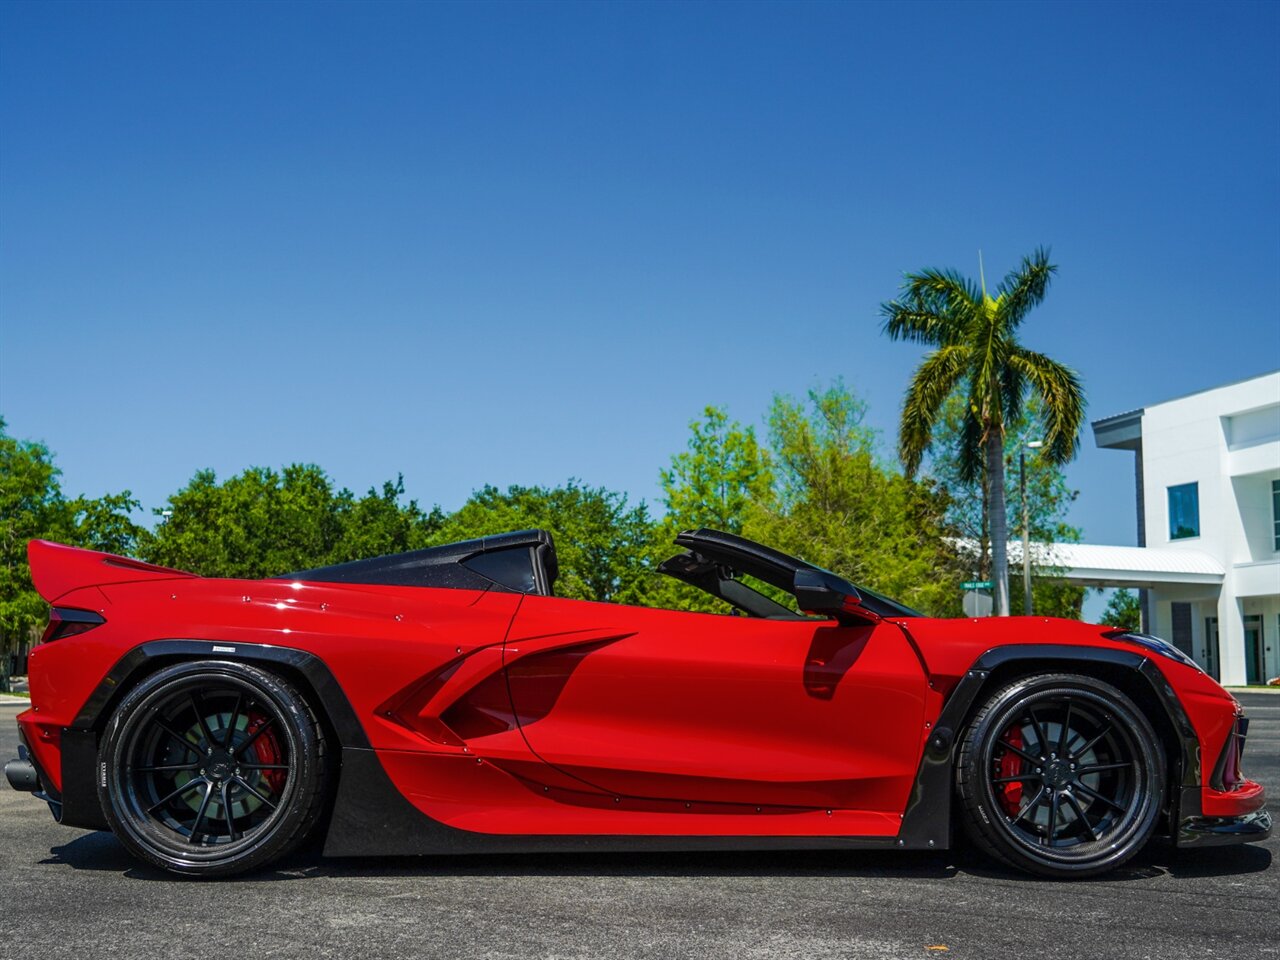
997 724 1025 816
245 712 286 794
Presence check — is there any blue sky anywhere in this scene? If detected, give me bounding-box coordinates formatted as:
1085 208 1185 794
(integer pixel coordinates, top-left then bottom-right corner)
2 1 1278 612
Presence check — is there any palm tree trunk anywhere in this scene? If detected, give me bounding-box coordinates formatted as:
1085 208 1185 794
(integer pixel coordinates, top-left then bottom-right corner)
979 466 990 580
987 428 1011 616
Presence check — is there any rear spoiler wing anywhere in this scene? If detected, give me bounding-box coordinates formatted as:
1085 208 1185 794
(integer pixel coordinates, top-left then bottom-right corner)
27 540 195 603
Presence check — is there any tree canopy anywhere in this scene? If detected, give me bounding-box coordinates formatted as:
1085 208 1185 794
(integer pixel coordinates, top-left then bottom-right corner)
139 465 443 579
744 383 962 616
0 418 145 689
1099 589 1141 630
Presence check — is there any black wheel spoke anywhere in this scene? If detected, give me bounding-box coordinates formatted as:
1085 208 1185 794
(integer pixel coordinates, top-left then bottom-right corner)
187 780 214 842
190 694 216 750
233 716 276 758
1027 707 1052 758
1046 791 1061 846
998 740 1041 765
1076 761 1133 775
1057 701 1073 756
1010 786 1047 825
1064 790 1099 841
223 693 243 750
239 763 290 770
220 782 238 842
1070 724 1111 761
1075 781 1128 813
992 773 1040 784
233 776 278 810
135 763 200 773
156 721 201 757
147 776 205 813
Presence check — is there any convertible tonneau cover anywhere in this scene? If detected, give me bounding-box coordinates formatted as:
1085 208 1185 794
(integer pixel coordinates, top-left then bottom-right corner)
282 529 559 596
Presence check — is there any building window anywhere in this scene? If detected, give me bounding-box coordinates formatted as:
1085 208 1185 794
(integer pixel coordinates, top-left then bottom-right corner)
1168 482 1200 540
1273 479 1280 551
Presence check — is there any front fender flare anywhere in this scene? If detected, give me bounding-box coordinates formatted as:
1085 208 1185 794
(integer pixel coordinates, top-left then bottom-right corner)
895 643 1200 849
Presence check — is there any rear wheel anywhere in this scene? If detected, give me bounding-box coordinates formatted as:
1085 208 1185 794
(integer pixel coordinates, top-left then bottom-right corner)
98 660 328 878
956 673 1164 878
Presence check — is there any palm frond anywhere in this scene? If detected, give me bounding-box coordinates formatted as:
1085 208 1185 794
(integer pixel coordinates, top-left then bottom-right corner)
1001 358 1027 428
879 302 951 345
897 345 971 477
1009 348 1085 464
881 268 981 345
957 402 985 485
996 247 1057 329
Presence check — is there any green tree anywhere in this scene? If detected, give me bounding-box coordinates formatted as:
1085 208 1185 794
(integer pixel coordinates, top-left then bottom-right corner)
929 392 1085 617
651 407 773 611
139 465 440 578
881 248 1085 616
659 407 772 535
1099 588 1141 629
0 418 143 689
435 482 655 604
746 383 964 616
330 476 445 563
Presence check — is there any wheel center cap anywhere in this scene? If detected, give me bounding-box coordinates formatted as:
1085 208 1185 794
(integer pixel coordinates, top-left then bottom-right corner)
206 752 234 782
1044 759 1072 788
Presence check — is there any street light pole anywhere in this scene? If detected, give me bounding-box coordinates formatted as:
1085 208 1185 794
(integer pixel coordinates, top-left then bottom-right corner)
1021 439 1043 616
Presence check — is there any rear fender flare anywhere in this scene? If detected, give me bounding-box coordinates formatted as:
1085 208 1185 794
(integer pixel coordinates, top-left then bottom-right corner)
59 639 367 832
72 639 370 748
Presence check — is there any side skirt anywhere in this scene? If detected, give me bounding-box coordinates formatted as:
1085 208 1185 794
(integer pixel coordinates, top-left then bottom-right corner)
322 749 905 857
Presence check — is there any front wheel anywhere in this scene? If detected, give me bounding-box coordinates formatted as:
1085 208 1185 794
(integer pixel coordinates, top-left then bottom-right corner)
956 673 1165 878
98 660 329 878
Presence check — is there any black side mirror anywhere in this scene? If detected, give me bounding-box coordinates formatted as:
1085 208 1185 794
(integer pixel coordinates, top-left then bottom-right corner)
792 568 879 625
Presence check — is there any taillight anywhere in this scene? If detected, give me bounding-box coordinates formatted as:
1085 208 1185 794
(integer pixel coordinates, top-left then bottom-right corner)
40 607 105 643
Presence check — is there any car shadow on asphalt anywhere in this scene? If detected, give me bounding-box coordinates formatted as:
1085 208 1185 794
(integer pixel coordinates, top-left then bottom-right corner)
40 830 1273 884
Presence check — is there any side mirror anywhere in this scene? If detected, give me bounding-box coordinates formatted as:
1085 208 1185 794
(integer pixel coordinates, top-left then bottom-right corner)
793 568 880 625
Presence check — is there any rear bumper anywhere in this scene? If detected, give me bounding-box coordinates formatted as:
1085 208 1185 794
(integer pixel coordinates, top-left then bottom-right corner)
1177 807 1272 847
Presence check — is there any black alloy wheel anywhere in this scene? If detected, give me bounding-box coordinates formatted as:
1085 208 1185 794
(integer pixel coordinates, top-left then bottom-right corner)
98 660 329 878
956 673 1164 878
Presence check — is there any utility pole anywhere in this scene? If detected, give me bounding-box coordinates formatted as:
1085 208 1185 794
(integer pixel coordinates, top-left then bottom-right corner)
1021 439 1043 615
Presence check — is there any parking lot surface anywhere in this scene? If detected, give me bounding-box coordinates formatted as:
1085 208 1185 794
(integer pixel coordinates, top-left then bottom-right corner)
1 692 1276 960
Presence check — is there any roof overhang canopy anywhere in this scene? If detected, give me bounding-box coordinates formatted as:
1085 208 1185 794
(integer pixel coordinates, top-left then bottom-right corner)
957 539 1225 589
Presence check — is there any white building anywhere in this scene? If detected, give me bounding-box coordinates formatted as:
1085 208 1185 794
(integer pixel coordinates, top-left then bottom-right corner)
1089 370 1280 685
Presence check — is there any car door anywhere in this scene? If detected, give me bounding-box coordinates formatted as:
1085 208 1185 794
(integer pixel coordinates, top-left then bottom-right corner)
502 595 929 814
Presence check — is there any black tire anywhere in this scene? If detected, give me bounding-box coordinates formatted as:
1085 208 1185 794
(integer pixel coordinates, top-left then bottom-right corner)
956 672 1165 879
97 660 329 878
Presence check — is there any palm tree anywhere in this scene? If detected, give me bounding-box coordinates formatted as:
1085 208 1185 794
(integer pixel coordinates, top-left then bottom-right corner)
880 247 1084 616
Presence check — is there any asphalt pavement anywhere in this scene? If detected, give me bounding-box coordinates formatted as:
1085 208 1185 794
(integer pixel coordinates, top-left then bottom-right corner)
1 692 1276 960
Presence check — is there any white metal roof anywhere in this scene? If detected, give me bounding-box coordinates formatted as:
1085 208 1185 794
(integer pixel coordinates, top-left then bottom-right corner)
1012 541 1225 587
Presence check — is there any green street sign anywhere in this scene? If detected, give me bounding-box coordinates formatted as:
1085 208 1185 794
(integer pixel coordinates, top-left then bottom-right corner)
961 580 992 590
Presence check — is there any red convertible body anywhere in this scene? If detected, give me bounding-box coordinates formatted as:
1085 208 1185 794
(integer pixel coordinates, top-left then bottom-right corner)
6 529 1270 878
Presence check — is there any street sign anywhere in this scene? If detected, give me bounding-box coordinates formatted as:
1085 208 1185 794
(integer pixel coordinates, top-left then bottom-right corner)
961 580 992 590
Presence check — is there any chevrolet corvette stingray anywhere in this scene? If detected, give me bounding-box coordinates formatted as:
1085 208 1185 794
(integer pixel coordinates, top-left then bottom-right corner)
5 528 1270 878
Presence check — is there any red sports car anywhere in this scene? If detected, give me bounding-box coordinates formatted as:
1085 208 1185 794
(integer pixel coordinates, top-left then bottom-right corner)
5 528 1270 878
